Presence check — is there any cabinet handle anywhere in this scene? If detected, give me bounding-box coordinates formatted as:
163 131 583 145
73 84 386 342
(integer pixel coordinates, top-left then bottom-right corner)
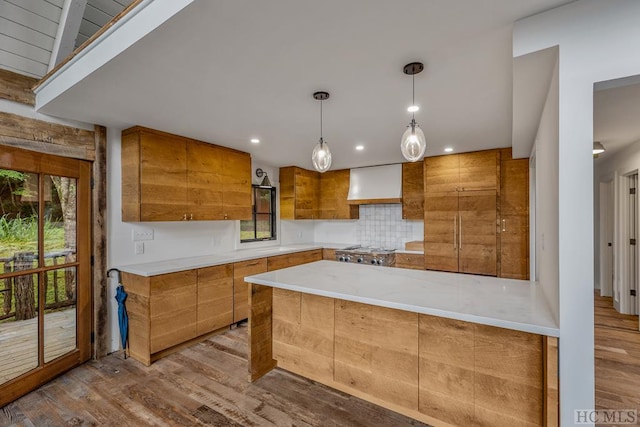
459 215 463 250
246 261 259 266
224 213 228 220
502 219 506 232
182 214 187 221
190 213 194 221
453 216 457 250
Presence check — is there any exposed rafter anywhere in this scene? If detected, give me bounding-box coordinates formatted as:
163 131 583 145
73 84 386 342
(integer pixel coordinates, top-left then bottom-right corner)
49 0 89 71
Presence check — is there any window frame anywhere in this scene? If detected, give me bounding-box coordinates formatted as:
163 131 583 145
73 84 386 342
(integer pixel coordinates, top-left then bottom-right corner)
240 185 277 243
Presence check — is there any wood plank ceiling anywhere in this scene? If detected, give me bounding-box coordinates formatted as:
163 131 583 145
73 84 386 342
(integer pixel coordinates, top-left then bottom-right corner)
0 0 133 78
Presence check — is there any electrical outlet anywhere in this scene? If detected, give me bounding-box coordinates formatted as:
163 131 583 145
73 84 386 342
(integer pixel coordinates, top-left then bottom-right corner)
297 231 303 238
135 242 144 255
132 229 154 241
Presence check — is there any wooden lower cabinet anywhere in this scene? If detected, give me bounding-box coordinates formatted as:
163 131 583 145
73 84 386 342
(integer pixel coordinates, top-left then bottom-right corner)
267 249 322 271
395 253 424 270
256 289 556 427
197 265 233 336
322 248 336 261
233 258 268 322
149 271 197 354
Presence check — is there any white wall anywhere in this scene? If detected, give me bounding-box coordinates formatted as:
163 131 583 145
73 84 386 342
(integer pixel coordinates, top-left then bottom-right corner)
514 1 640 423
533 57 559 323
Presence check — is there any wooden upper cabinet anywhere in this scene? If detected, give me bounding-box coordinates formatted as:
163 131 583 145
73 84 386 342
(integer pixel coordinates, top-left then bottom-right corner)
187 141 223 220
280 166 320 220
319 169 359 220
121 126 252 222
425 150 499 194
499 148 529 280
402 162 424 220
458 150 499 192
221 148 252 220
281 167 356 220
424 154 459 193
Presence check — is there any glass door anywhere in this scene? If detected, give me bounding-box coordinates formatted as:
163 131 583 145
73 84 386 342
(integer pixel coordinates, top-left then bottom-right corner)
0 146 91 406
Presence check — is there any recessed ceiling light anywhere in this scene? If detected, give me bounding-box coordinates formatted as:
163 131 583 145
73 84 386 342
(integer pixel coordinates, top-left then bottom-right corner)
250 138 260 144
444 147 454 153
407 105 419 113
355 145 364 151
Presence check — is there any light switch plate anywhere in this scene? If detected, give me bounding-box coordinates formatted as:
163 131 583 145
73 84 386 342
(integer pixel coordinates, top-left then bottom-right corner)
134 242 144 255
132 229 154 241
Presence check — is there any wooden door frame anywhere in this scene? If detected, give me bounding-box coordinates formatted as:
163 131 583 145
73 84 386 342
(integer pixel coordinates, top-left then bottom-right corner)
0 145 92 406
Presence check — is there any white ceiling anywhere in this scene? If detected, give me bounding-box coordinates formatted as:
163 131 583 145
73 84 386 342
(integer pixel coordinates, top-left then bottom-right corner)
594 78 640 162
38 0 575 170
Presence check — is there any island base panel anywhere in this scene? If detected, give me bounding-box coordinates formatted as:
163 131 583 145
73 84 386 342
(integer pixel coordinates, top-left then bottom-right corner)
247 285 558 427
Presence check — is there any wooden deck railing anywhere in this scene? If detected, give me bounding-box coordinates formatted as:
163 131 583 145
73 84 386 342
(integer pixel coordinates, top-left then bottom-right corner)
0 250 76 322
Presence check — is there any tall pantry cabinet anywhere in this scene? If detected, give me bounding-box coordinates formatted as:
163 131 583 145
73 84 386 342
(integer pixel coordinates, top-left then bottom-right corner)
424 150 499 276
423 149 529 279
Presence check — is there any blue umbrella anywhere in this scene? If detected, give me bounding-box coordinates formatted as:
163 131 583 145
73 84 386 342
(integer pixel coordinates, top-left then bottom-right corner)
109 269 128 358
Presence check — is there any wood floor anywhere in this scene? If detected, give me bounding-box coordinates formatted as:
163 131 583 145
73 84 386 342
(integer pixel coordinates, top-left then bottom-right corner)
594 291 640 415
2 295 639 426
0 309 76 384
0 323 427 427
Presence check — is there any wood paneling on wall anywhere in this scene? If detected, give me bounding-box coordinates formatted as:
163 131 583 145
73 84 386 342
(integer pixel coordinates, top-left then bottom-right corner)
0 111 96 160
0 69 37 105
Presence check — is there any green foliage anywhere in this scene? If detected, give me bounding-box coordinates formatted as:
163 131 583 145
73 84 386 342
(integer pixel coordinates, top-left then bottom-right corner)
0 170 25 181
0 215 65 258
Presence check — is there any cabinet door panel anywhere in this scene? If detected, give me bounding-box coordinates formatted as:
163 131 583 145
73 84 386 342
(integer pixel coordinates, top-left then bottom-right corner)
149 271 197 353
459 191 497 276
458 151 499 192
425 155 459 193
295 169 320 219
187 142 223 220
500 151 529 279
222 149 252 220
424 194 459 272
402 162 424 220
139 133 187 221
233 258 268 322
197 264 233 335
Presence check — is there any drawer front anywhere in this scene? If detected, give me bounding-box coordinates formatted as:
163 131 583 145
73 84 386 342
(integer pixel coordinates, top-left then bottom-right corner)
233 258 268 322
395 253 425 270
267 249 323 271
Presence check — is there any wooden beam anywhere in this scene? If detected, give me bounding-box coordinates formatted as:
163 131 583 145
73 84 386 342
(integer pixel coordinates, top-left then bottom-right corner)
48 0 88 71
35 0 145 90
0 69 37 106
92 125 108 358
0 112 95 161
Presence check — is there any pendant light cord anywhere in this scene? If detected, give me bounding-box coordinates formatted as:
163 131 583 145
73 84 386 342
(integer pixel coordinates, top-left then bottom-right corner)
412 74 415 122
320 98 323 141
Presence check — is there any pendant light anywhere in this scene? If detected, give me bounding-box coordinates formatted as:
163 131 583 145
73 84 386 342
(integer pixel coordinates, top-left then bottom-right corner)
312 91 332 173
593 141 606 156
400 62 427 162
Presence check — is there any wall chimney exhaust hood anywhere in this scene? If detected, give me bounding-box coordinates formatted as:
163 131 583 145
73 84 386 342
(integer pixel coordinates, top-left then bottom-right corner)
347 164 402 204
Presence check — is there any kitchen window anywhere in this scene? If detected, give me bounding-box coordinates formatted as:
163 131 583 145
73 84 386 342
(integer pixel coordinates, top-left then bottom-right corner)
240 185 276 242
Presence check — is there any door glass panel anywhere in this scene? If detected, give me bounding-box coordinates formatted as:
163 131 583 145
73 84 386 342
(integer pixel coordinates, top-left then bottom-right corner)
0 170 40 267
43 175 76 267
0 274 39 384
44 267 76 363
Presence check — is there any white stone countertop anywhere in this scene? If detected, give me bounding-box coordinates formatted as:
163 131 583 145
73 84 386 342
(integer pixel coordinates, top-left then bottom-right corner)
115 243 355 276
245 260 559 337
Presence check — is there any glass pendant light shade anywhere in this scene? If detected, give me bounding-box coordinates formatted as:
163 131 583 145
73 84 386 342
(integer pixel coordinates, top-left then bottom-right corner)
400 122 426 162
312 138 332 172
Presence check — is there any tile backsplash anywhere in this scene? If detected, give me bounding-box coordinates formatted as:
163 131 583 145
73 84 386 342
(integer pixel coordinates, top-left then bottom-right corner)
356 204 415 249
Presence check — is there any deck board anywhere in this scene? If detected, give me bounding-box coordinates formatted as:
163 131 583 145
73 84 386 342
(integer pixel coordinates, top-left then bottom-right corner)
0 309 76 384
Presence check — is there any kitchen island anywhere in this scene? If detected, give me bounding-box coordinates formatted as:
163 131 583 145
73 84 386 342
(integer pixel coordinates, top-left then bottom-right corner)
245 261 559 427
